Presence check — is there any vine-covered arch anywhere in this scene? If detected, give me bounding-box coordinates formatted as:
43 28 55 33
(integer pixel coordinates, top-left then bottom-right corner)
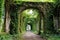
17 2 45 34
5 2 55 34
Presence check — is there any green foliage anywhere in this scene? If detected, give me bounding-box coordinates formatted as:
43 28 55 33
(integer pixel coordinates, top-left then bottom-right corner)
0 0 4 33
21 9 39 33
10 8 18 34
42 3 56 34
22 9 39 18
0 34 13 40
0 34 20 40
47 34 60 40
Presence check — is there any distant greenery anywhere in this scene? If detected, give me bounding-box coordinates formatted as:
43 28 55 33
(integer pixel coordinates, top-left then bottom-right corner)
18 9 39 33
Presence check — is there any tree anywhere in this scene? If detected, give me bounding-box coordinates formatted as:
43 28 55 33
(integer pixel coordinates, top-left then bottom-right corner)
0 0 4 33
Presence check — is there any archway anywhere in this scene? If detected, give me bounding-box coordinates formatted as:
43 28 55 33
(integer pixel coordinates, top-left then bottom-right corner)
5 2 54 35
9 3 45 34
18 8 42 34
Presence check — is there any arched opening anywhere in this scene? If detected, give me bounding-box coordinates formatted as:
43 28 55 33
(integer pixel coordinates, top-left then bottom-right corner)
9 3 54 35
18 8 42 34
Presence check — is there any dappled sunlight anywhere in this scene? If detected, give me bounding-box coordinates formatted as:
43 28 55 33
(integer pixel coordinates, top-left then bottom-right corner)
22 9 39 18
28 10 33 15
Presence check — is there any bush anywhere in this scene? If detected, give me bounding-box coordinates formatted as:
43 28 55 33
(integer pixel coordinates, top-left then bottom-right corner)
0 33 20 40
45 34 60 40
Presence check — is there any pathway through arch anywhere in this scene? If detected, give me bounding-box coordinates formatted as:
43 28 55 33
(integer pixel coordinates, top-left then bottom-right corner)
22 31 46 40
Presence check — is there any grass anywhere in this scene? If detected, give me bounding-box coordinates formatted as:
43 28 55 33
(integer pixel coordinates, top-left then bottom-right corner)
0 33 21 40
47 34 60 40
0 34 13 40
43 34 60 40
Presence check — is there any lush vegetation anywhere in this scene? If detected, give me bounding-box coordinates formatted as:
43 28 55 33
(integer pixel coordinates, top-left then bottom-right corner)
0 0 4 33
0 33 21 40
45 34 60 40
0 0 60 40
20 9 39 33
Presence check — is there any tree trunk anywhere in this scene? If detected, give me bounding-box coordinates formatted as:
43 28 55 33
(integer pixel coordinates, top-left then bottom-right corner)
4 0 10 33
